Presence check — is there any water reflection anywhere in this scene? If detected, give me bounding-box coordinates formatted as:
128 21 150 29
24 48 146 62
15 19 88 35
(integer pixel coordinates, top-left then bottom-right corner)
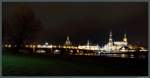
130 54 134 58
121 54 128 58
99 53 146 59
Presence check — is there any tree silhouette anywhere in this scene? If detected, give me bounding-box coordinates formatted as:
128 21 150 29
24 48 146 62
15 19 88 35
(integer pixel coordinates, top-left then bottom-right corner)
11 6 41 49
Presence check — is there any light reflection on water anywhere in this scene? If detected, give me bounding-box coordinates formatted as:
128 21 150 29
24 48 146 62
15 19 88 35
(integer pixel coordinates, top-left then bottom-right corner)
99 53 147 59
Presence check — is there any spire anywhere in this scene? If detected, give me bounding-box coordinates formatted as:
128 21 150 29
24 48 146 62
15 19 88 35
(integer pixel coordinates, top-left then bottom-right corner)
87 40 90 46
123 33 127 42
67 36 70 41
124 33 126 38
109 30 113 43
65 36 71 45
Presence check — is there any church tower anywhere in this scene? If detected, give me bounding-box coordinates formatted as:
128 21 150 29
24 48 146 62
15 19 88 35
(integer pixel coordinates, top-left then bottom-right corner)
123 33 128 45
87 40 90 46
123 34 127 42
108 31 113 46
65 36 71 45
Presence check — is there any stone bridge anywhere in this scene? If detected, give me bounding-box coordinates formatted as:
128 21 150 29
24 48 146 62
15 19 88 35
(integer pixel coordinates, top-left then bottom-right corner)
25 45 97 56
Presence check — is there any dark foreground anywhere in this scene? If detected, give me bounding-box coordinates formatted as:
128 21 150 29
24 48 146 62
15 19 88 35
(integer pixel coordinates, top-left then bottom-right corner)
2 49 148 76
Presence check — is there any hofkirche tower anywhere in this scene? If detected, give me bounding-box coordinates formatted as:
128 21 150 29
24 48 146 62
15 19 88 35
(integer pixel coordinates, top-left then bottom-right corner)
123 33 128 46
108 31 113 46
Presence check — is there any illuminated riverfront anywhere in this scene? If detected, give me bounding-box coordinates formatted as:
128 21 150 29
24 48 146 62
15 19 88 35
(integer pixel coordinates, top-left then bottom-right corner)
3 31 148 57
3 31 148 75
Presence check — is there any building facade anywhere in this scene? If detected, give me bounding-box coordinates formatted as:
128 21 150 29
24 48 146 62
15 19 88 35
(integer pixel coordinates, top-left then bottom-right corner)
102 31 128 52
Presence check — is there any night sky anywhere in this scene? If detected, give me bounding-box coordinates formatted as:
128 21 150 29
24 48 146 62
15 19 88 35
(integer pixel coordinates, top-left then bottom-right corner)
2 2 148 46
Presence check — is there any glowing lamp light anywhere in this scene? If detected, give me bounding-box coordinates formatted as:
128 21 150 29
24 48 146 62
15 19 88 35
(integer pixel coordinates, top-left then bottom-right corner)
45 42 48 45
30 45 33 48
47 45 52 48
5 44 8 48
121 54 126 58
25 45 29 48
37 45 42 48
63 46 66 48
58 45 61 48
52 45 56 48
32 45 36 48
8 44 11 48
43 45 47 48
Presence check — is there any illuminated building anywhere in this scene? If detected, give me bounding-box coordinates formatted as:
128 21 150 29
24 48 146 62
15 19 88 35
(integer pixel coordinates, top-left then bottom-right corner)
78 40 100 50
3 30 147 54
102 31 129 52
65 36 71 45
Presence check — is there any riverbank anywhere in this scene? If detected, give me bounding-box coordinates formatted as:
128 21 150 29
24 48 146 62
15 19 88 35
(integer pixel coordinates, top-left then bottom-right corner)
2 49 148 76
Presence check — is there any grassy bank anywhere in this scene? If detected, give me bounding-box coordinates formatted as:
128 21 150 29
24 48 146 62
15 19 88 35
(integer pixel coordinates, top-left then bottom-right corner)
2 49 148 76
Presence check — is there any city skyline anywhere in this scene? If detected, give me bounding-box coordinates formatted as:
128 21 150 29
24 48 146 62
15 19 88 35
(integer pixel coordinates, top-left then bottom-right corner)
2 2 148 76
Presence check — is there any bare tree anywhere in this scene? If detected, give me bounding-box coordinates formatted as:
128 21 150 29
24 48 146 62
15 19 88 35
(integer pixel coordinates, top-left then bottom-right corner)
11 6 41 50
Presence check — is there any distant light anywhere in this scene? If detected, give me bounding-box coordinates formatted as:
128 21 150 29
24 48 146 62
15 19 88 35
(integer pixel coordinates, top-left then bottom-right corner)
5 44 8 48
58 45 61 48
25 45 29 48
47 45 52 48
129 50 135 52
30 45 33 48
36 49 46 53
8 44 11 48
130 54 134 58
70 50 73 53
77 50 79 53
45 42 48 45
121 54 127 58
37 45 42 48
54 49 61 54
43 45 47 48
33 45 36 48
140 49 148 52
